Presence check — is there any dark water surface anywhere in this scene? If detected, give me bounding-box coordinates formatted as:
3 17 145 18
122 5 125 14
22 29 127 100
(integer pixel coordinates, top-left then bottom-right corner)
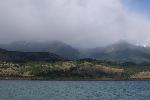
0 80 150 100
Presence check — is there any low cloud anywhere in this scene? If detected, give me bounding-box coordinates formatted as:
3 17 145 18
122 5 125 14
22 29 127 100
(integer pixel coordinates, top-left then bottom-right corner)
0 0 150 48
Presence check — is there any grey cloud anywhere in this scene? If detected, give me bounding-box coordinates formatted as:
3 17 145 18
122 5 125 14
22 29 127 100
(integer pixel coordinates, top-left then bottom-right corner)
0 0 150 48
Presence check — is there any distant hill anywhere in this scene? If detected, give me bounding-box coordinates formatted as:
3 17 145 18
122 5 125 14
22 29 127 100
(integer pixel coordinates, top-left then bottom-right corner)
0 41 80 60
1 41 150 63
0 48 63 62
87 41 150 64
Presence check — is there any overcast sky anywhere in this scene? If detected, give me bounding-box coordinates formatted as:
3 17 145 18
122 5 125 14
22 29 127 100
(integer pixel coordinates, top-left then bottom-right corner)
0 0 150 48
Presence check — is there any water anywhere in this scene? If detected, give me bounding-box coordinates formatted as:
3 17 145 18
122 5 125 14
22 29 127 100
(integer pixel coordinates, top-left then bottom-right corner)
0 81 150 100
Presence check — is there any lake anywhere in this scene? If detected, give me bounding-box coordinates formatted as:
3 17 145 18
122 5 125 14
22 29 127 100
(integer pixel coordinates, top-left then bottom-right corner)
0 80 150 100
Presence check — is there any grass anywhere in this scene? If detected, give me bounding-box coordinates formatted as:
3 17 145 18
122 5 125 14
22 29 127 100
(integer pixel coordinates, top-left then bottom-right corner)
0 60 150 80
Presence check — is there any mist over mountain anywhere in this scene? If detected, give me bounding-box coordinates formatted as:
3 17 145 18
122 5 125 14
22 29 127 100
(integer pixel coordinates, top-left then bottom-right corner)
1 0 150 48
1 40 150 64
1 0 150 82
86 41 150 63
0 41 80 60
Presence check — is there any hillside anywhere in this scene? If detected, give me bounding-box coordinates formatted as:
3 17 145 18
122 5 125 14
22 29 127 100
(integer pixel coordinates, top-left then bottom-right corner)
0 48 63 62
87 41 150 64
0 41 80 60
0 61 124 79
0 47 150 80
1 40 150 64
0 60 150 80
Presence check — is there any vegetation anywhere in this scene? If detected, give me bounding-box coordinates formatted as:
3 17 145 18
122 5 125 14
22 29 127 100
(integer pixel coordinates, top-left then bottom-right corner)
0 60 150 80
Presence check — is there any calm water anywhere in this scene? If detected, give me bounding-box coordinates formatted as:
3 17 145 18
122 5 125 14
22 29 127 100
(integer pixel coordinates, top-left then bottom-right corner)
0 81 150 100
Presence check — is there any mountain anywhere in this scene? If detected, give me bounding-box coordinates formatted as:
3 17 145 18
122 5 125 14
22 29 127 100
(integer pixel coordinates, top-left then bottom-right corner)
1 40 150 63
87 41 150 63
0 48 63 62
0 41 80 60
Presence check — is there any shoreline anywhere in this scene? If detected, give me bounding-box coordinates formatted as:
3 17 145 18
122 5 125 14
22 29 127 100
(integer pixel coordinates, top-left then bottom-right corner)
0 77 150 81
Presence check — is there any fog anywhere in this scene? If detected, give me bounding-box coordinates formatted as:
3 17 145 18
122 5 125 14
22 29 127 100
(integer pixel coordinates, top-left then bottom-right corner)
0 0 150 48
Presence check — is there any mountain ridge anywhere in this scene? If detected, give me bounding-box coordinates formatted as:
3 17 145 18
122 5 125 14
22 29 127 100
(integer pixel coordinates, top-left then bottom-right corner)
0 48 64 62
0 41 80 60
87 41 150 63
1 41 150 63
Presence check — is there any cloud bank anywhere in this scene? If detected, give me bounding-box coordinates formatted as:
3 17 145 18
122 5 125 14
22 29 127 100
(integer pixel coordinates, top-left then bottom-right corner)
0 0 150 48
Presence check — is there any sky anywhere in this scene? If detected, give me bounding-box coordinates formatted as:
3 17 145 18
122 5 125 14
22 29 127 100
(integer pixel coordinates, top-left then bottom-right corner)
0 0 150 48
123 0 150 17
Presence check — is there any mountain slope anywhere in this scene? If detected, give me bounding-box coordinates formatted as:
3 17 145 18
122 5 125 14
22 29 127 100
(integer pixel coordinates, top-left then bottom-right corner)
2 41 150 63
0 41 80 60
0 48 63 62
88 41 150 63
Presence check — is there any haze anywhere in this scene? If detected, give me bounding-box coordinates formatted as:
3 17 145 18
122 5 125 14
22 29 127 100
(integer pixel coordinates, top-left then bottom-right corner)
0 0 150 48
